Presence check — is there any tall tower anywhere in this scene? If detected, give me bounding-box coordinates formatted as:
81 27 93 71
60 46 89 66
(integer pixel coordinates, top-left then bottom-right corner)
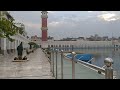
41 11 48 41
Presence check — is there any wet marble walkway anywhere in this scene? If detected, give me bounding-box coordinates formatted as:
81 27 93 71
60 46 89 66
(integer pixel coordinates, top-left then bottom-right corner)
0 48 54 79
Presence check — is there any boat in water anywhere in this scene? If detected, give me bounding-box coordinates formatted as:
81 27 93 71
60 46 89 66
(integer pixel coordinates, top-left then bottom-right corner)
65 53 94 63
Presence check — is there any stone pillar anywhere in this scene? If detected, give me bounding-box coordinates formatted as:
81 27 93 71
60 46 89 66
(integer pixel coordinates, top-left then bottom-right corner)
8 40 11 54
9 41 12 53
6 38 9 54
1 38 7 55
11 42 13 53
14 40 17 53
11 41 15 53
16 40 18 48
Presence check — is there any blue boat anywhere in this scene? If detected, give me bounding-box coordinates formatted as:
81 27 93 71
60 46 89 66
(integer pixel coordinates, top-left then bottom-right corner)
66 53 93 63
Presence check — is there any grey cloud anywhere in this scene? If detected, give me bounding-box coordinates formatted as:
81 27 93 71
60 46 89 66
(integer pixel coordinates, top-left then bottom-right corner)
9 11 120 39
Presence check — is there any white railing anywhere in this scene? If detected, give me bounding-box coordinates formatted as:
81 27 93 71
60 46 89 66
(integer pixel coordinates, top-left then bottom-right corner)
49 49 114 79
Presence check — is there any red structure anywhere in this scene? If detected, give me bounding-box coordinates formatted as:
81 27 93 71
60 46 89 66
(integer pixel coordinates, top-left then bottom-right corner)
41 11 48 41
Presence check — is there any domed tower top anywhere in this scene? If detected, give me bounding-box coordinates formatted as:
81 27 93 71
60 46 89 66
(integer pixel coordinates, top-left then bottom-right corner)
41 11 48 18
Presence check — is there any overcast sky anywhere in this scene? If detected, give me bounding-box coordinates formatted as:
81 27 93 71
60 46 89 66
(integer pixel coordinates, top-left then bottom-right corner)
9 11 120 39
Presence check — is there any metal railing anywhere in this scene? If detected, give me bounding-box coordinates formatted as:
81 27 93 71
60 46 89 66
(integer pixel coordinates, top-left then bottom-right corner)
49 49 114 79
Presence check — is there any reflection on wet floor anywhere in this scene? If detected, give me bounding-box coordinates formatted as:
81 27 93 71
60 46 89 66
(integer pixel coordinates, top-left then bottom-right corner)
0 49 53 79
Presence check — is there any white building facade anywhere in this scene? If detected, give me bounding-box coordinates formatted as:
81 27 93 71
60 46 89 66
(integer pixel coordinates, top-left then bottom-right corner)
0 11 30 55
47 40 114 49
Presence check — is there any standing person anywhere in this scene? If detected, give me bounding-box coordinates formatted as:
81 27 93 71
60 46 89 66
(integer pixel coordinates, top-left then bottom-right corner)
17 42 23 60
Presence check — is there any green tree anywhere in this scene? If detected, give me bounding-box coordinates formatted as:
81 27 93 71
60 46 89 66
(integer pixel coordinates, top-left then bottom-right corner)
0 11 24 42
0 18 18 41
19 27 24 35
28 42 39 49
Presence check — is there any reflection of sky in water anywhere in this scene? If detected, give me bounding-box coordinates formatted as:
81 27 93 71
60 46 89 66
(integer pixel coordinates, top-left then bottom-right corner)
54 48 120 78
77 48 120 78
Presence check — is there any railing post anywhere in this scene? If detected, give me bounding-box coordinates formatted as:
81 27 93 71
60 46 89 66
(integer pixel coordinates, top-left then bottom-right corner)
55 49 58 79
61 50 63 79
52 49 55 77
72 45 74 51
50 49 52 72
72 52 76 79
104 57 114 79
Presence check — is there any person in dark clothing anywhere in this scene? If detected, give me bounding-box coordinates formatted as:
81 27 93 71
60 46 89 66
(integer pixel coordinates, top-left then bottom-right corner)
17 42 23 60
